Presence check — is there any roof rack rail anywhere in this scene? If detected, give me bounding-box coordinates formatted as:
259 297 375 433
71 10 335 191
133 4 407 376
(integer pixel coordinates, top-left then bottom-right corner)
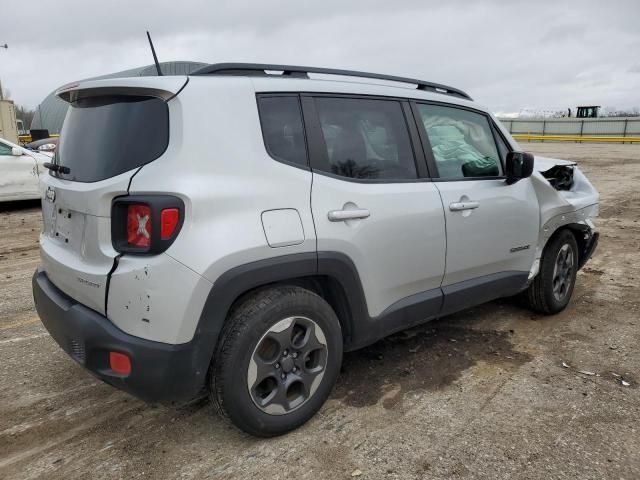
190 63 472 101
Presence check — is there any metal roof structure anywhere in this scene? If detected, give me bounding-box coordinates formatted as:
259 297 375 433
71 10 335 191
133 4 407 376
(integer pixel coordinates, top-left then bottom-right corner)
31 61 207 133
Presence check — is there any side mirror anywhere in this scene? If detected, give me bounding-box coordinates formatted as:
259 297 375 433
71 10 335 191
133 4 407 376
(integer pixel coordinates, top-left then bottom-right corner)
505 151 534 185
11 147 23 157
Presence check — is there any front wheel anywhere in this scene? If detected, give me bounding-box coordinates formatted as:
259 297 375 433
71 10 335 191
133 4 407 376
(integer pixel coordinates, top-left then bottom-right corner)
210 286 343 437
525 229 578 314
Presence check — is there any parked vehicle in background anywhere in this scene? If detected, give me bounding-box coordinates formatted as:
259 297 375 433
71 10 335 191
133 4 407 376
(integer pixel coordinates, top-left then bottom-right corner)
0 137 49 201
26 137 58 155
16 119 27 136
33 64 599 437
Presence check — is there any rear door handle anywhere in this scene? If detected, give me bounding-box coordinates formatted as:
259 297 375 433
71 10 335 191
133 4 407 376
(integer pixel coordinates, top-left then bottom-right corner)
328 208 370 222
449 201 479 211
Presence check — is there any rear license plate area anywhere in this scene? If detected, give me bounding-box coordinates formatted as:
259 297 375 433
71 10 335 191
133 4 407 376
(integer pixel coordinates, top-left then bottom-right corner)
44 205 84 246
55 208 73 243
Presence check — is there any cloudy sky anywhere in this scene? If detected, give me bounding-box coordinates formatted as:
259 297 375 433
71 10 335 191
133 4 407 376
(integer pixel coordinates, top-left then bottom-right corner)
2 0 639 114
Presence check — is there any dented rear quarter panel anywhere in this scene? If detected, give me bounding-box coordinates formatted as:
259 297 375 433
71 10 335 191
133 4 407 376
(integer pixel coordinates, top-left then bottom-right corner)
106 253 212 344
110 77 316 345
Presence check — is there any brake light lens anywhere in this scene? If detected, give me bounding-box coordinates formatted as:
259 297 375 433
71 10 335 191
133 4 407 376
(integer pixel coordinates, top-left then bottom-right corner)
127 204 151 247
161 208 180 240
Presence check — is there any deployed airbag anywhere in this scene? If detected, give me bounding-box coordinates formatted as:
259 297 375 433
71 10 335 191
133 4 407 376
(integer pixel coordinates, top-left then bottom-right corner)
427 125 500 177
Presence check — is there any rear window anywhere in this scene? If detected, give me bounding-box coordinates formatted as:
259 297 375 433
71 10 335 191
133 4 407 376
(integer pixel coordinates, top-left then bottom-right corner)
55 95 169 182
314 97 417 180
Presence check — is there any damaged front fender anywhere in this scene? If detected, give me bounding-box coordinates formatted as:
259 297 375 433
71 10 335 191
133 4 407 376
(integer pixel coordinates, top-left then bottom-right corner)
527 155 600 278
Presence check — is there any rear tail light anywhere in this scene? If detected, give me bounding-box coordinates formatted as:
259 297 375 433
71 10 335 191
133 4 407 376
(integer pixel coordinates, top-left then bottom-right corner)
127 204 152 247
112 196 184 254
161 208 180 240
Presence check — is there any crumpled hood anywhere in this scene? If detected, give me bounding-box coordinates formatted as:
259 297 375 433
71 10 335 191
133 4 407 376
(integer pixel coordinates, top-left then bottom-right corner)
534 155 576 172
529 154 599 229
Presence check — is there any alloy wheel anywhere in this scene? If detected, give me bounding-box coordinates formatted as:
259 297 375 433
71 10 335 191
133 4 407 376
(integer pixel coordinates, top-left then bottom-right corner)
552 243 574 302
247 316 328 415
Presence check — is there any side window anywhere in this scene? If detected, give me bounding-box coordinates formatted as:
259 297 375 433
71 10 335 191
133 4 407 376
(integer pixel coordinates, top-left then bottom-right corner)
314 97 417 180
416 104 503 179
257 96 308 167
0 143 13 156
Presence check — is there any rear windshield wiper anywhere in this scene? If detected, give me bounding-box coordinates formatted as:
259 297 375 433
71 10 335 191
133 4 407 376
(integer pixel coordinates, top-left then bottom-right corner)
43 162 71 175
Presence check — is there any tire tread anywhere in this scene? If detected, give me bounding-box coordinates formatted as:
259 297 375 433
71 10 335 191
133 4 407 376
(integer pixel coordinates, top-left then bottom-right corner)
525 229 578 315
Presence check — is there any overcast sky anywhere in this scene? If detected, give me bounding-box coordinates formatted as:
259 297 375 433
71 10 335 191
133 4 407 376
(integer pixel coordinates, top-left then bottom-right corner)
2 0 639 114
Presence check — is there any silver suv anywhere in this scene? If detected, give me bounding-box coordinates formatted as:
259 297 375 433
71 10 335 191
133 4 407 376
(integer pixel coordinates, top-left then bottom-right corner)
33 64 599 436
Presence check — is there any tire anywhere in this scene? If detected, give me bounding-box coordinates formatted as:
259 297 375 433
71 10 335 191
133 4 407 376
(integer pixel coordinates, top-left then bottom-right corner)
210 286 343 437
525 229 579 314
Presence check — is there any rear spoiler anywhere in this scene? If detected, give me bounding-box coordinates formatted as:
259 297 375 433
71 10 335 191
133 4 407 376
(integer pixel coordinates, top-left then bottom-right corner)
56 76 189 103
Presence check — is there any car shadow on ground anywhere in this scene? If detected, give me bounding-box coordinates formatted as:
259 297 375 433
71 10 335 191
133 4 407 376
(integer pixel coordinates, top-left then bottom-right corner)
170 299 534 421
0 199 41 213
332 302 533 410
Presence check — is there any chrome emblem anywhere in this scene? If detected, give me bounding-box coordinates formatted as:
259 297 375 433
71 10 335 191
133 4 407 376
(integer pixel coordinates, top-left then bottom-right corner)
45 186 56 203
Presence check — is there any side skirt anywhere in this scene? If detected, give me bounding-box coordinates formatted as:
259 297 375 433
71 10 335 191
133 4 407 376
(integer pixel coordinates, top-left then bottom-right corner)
345 270 529 351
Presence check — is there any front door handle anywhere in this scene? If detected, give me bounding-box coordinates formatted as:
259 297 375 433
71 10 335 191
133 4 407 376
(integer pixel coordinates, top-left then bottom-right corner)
328 208 370 222
449 201 479 211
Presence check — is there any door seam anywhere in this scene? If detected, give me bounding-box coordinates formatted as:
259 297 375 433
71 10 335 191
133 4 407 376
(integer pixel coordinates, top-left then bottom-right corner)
432 182 448 289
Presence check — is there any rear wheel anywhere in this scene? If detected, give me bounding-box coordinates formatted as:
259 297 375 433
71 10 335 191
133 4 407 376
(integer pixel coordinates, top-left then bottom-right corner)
210 286 342 437
525 229 578 314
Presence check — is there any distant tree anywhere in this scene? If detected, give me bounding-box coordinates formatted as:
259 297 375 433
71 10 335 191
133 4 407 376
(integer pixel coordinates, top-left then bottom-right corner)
606 110 639 118
599 105 640 117
15 105 35 128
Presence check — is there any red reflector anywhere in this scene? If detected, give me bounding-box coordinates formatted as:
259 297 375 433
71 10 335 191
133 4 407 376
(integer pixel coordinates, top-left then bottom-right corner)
161 208 180 240
127 204 151 247
109 351 131 375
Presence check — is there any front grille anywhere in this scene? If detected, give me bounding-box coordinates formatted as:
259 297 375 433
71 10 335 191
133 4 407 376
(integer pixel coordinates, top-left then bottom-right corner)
70 339 86 363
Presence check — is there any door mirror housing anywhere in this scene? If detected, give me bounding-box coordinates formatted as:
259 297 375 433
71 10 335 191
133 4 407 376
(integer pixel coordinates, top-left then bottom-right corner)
505 151 534 185
11 147 23 157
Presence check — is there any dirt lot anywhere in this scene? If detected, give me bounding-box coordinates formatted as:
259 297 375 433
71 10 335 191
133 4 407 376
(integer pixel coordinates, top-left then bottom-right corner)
1 143 639 479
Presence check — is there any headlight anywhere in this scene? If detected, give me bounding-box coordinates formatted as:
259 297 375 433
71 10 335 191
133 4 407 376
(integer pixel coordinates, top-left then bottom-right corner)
38 143 57 152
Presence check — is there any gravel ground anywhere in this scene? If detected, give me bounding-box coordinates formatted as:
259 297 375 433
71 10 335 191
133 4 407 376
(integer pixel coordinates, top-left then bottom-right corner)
1 143 639 479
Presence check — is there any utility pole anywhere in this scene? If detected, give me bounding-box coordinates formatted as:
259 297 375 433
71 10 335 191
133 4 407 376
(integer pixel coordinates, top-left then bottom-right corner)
0 43 7 101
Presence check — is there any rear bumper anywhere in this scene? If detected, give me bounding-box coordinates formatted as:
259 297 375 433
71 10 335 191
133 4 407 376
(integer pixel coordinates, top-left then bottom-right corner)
33 270 208 404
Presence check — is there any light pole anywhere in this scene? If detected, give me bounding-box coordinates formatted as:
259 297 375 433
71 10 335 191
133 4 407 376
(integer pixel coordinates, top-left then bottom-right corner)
0 43 6 101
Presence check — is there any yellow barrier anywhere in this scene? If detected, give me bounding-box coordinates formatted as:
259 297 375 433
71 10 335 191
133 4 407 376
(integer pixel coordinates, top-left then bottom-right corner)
512 134 640 143
18 133 60 144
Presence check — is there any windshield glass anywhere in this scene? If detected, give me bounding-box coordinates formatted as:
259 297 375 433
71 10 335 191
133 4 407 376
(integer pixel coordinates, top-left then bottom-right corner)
55 95 168 182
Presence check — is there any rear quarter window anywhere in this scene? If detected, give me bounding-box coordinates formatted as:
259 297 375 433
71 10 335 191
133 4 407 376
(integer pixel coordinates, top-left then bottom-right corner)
55 95 169 183
256 96 308 168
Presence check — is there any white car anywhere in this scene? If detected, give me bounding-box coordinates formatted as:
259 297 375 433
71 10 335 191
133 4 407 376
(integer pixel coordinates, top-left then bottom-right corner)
0 137 50 201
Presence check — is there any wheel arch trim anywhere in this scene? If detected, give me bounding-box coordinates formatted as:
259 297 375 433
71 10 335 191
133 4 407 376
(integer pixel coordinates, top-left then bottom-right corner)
192 252 367 376
536 204 598 270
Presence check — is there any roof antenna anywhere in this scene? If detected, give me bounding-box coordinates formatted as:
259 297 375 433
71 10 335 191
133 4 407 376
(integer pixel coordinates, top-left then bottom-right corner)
146 31 163 76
